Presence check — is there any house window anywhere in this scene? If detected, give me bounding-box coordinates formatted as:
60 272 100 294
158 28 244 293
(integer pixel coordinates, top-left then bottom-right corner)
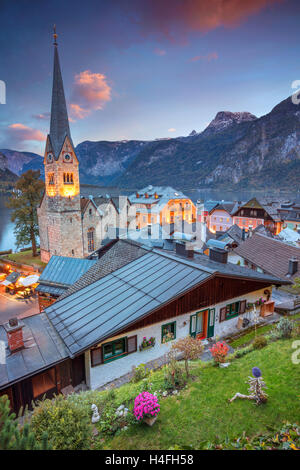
219 300 246 322
103 337 127 363
89 208 92 216
161 321 176 343
91 335 137 367
48 173 54 185
63 173 74 184
87 228 95 252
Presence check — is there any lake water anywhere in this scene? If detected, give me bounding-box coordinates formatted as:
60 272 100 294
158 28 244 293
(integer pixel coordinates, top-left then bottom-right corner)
0 195 17 252
0 188 298 252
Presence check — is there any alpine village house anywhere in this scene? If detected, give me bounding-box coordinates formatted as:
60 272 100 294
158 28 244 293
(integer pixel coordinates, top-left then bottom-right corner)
0 35 291 413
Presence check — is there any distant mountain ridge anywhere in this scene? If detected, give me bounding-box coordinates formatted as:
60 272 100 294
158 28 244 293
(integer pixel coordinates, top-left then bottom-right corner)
1 94 299 190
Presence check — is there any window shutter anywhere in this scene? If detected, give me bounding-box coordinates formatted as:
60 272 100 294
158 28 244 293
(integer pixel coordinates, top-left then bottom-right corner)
91 347 102 367
219 307 226 322
190 314 197 334
127 335 137 354
239 300 246 314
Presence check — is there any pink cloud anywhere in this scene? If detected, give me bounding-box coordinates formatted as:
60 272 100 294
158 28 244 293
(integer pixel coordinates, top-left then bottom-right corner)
190 52 218 62
129 0 283 42
154 48 166 56
70 70 112 120
32 112 50 121
7 123 46 142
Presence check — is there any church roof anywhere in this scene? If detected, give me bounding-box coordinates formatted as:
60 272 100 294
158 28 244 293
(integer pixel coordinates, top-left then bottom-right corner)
49 41 73 159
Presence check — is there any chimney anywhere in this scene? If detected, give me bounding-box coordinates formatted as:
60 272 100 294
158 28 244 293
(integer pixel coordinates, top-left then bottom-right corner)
4 318 25 352
175 241 194 259
242 228 246 241
209 247 228 264
288 258 298 276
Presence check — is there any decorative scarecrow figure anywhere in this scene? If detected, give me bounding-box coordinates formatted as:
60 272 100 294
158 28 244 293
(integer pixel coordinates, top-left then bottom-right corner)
229 367 268 405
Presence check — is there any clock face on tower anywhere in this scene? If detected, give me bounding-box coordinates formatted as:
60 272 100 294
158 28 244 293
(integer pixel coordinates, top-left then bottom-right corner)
63 153 72 163
47 153 53 163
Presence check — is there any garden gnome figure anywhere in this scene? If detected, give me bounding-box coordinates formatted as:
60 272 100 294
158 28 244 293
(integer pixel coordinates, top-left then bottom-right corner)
91 403 100 423
229 367 268 405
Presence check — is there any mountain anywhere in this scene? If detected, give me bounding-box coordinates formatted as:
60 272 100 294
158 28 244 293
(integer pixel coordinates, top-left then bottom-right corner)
0 149 42 176
117 95 300 189
201 111 257 136
75 140 149 185
0 152 19 186
3 94 299 190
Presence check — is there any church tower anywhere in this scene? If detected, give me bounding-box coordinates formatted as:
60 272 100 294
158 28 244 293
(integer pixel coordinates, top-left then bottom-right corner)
38 27 83 262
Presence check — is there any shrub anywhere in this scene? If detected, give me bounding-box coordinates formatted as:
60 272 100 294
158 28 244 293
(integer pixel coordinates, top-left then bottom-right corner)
171 336 204 378
133 392 160 421
163 355 186 391
232 344 254 359
131 363 150 383
210 341 229 364
31 395 93 450
0 395 50 450
276 318 294 339
292 323 300 337
253 335 268 350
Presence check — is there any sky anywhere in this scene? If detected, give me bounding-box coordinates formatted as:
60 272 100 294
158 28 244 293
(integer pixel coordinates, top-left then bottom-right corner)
0 0 299 155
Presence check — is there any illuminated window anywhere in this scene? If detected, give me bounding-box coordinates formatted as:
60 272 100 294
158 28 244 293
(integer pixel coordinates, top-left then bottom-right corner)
87 228 95 252
48 173 54 185
63 173 74 184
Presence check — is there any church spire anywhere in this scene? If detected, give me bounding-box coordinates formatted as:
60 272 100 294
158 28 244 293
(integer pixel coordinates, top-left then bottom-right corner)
49 25 72 158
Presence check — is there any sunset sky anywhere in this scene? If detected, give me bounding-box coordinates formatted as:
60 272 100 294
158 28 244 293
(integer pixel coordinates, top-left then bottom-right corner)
1 0 299 154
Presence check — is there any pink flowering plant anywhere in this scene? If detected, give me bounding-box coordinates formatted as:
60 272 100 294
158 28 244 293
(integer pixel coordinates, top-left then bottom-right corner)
139 336 156 351
133 392 160 421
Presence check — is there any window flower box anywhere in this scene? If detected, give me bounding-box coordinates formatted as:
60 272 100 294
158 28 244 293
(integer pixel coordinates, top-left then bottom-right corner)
139 336 155 351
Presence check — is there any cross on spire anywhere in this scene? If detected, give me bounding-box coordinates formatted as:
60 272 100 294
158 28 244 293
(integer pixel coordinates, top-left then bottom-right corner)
53 24 58 46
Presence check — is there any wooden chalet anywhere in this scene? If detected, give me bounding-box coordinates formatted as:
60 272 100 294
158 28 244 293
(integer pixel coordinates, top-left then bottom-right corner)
0 239 290 411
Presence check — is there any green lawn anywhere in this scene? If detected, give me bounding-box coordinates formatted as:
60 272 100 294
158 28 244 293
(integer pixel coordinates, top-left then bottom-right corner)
3 250 46 268
229 324 274 349
104 338 300 450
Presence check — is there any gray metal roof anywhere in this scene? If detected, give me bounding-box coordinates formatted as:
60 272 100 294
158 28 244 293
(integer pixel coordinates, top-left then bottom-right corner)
58 240 148 301
37 256 97 290
36 284 66 296
0 313 68 390
45 251 212 356
45 239 288 357
49 44 73 159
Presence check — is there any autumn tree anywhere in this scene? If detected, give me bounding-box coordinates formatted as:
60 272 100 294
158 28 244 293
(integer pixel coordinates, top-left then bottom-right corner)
7 170 44 257
172 336 204 378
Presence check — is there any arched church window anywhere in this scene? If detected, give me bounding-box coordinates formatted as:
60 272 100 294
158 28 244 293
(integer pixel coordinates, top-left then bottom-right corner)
63 172 74 184
87 227 95 252
48 173 54 185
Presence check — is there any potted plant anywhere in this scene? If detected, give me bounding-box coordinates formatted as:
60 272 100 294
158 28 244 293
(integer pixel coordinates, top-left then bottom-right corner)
139 336 156 351
133 391 160 426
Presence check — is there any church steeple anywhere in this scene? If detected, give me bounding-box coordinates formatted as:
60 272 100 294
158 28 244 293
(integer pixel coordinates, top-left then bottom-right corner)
49 25 72 158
